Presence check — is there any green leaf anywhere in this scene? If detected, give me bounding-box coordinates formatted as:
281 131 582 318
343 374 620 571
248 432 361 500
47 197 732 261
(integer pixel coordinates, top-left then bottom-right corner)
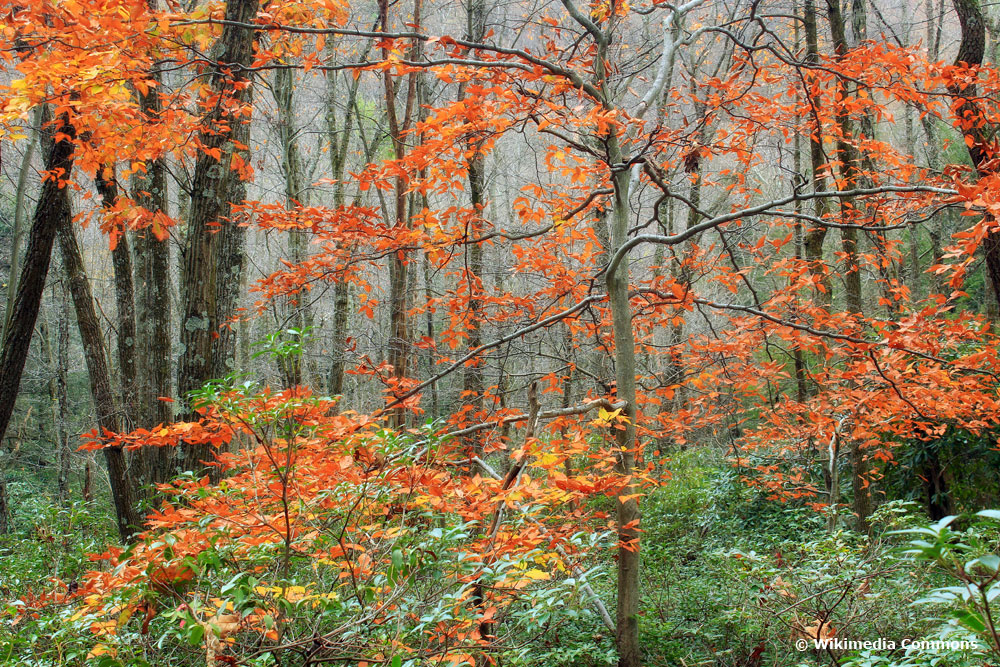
978 554 1000 572
188 623 205 646
950 609 986 633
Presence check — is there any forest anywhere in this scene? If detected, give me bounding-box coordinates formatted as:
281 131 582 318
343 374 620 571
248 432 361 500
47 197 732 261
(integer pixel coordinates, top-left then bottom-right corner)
3 0 1000 665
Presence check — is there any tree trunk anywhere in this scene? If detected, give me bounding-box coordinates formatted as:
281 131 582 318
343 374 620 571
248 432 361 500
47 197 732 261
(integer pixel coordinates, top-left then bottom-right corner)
460 0 487 451
42 280 72 505
827 0 873 531
324 50 365 400
177 0 258 475
4 106 41 339
949 0 1000 308
802 0 832 301
606 134 641 667
57 195 142 542
95 169 139 429
56 283 71 507
379 0 422 426
134 0 174 487
273 65 314 387
0 475 8 535
0 110 76 452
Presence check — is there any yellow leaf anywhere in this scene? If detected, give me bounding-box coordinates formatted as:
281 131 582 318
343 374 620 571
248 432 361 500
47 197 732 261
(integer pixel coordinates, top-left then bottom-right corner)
87 644 116 659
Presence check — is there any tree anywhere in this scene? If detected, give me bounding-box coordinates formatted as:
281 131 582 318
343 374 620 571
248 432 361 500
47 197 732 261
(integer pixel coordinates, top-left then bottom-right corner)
176 0 259 476
9 0 1000 664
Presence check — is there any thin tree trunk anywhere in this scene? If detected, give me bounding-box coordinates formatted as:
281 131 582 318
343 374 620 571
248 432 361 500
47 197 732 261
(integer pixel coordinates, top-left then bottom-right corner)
802 0 832 301
606 131 641 667
42 280 72 505
57 201 142 542
0 475 7 535
379 0 422 426
95 169 138 429
422 250 439 418
4 106 41 339
460 0 488 454
324 47 366 399
55 282 71 506
273 65 314 387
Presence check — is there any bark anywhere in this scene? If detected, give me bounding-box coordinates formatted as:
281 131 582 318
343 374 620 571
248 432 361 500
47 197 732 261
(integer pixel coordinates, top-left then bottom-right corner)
949 0 1000 309
0 110 76 452
826 427 841 532
923 449 956 520
460 0 488 452
802 0 833 301
379 0 422 426
177 0 258 474
55 286 71 506
0 475 7 535
57 199 142 542
83 458 93 503
606 136 641 667
95 169 138 428
273 65 314 387
4 107 41 339
42 281 71 505
827 0 872 530
134 0 174 486
324 47 366 398
421 250 439 417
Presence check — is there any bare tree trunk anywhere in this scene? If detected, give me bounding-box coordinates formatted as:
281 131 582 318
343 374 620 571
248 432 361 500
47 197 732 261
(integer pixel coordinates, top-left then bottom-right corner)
57 200 142 542
42 280 71 505
0 110 76 451
4 106 41 339
273 65 315 387
133 0 174 486
802 0 832 301
949 0 999 308
460 1 488 453
918 0 947 297
83 458 93 504
95 170 138 428
177 0 258 474
606 132 641 667
379 0 422 426
828 0 872 531
55 283 71 506
324 51 365 399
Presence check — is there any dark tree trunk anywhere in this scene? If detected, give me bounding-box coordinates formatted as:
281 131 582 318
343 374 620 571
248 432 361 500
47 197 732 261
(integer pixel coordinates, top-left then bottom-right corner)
0 475 7 535
95 169 139 427
949 0 1000 308
57 212 143 542
0 110 76 452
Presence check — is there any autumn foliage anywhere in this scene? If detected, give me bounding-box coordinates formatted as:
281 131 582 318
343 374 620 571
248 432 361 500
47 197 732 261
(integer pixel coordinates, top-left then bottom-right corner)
4 0 1000 663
